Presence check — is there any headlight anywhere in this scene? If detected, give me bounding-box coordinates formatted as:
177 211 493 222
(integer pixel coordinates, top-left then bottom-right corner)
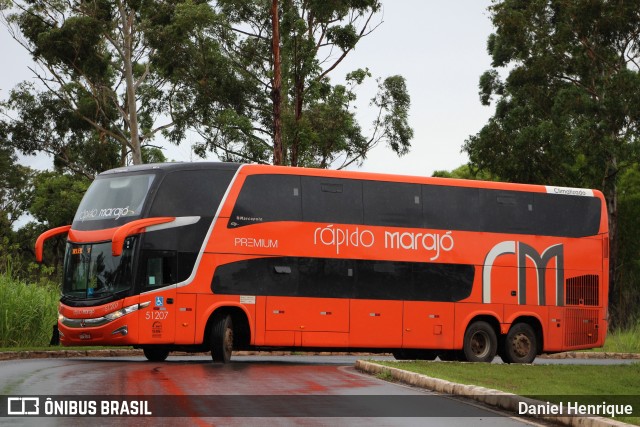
104 304 140 321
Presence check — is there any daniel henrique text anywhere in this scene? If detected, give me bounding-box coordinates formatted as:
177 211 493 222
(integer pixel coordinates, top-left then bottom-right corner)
519 400 634 417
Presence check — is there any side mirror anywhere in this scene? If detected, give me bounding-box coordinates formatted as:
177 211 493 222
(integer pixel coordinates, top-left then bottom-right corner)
35 225 72 263
111 217 175 256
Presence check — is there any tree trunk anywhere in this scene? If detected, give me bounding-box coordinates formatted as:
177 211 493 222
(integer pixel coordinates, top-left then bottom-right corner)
291 77 303 167
119 2 142 165
271 0 283 166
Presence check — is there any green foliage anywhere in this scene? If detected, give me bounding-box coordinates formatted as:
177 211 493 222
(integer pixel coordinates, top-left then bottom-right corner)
30 172 89 227
601 322 640 353
4 0 411 171
466 0 640 188
209 0 413 168
0 272 59 347
4 81 122 177
432 164 498 181
145 0 253 155
4 0 244 170
0 138 34 227
0 149 88 282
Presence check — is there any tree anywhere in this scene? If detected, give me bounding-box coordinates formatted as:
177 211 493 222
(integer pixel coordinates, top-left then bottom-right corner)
464 0 640 325
142 0 255 162
432 164 498 181
0 129 33 228
1 0 243 174
0 116 38 278
202 0 413 168
617 165 640 326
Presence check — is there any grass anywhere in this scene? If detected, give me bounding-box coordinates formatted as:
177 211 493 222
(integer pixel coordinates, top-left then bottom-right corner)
0 272 59 347
375 360 640 424
599 322 640 353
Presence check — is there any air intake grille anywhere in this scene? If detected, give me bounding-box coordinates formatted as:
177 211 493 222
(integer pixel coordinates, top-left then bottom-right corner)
566 275 599 306
564 308 599 347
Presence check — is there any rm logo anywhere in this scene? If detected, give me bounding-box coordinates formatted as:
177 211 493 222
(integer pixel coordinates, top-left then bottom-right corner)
483 241 564 306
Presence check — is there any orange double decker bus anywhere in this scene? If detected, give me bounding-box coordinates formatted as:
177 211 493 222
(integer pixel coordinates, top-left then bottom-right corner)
36 162 609 363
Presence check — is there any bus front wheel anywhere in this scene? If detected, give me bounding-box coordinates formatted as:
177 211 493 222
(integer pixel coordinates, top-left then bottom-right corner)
211 314 233 363
463 321 497 363
502 323 537 364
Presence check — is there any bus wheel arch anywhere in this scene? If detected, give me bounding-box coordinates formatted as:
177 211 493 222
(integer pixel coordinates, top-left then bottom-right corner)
501 317 542 364
205 306 251 363
462 316 499 363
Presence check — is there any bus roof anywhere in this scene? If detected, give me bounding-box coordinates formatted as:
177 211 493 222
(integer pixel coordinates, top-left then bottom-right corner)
98 161 602 199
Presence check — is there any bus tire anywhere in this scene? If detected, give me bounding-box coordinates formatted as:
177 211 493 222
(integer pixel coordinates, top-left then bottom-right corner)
463 321 497 363
211 314 233 363
502 323 537 364
143 347 169 362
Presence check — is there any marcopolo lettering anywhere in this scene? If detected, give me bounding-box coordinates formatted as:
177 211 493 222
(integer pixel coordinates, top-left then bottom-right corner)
483 241 564 305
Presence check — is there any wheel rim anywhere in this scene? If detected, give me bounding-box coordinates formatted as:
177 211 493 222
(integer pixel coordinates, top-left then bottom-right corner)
511 333 531 358
470 330 490 358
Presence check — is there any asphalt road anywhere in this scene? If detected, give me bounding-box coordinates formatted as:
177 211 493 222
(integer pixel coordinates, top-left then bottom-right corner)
0 355 556 427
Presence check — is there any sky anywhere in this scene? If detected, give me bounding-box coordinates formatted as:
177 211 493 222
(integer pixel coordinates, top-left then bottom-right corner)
0 1 496 178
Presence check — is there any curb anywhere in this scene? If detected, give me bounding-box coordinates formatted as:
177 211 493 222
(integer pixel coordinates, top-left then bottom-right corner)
354 360 631 427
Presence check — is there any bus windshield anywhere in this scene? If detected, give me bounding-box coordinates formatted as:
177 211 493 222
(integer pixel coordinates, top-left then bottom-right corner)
74 173 155 223
62 239 136 299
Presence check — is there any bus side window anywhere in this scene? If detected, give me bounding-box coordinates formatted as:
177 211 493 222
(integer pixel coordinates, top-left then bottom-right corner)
143 250 177 289
301 176 363 224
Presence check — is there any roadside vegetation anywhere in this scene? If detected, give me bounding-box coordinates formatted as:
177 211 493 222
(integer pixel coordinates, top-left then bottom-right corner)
0 272 58 347
599 323 640 353
375 360 640 425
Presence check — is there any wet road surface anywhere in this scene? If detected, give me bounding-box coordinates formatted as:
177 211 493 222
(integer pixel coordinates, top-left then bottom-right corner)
0 355 565 426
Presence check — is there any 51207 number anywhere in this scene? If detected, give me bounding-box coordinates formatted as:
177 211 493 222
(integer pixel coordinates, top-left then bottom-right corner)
145 311 169 320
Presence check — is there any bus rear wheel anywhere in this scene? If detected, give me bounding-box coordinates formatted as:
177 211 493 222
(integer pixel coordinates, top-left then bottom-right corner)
463 321 497 363
143 347 169 362
211 314 233 363
502 323 537 364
